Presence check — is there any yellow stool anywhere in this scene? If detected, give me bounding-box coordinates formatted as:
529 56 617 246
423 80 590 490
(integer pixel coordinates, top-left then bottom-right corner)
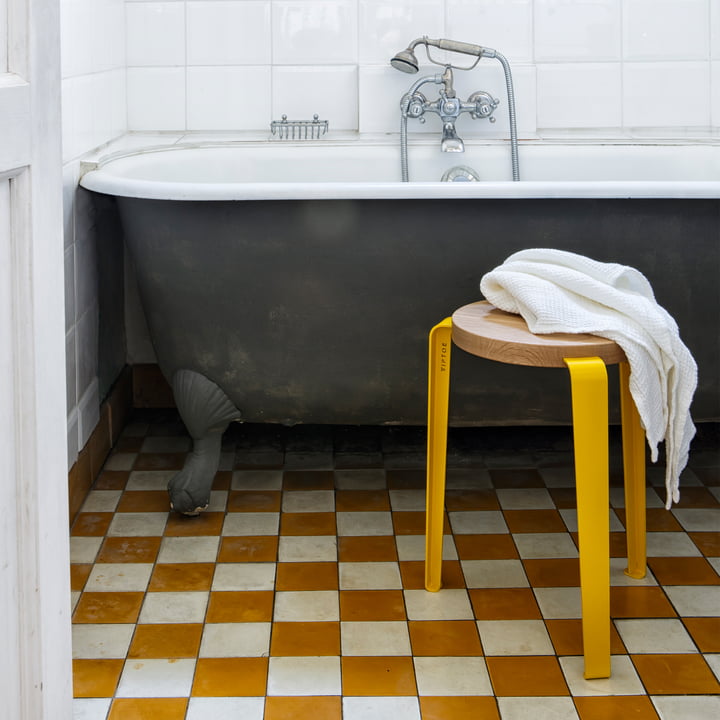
426 301 647 680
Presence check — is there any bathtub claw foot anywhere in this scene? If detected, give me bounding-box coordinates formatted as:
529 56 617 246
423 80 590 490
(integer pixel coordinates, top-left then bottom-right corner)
168 369 241 514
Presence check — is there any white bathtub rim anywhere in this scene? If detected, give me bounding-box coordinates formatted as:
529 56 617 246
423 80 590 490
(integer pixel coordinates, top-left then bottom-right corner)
79 174 720 201
79 139 720 200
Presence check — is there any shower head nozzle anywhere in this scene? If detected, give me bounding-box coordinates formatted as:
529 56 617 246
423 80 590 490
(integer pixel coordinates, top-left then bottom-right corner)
390 48 419 74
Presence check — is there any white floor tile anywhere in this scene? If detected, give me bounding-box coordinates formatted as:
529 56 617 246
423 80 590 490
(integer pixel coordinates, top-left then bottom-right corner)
705 653 720 681
104 453 136 471
212 563 276 591
538 467 577 488
334 469 386 489
652 694 720 720
389 490 425 511
610 558 657 586
85 563 153 592
614 619 697 654
533 587 582 619
206 490 228 512
560 655 644 696
341 621 412 656
672 508 720 532
232 469 283 490
343 696 421 720
266 656 341 696
339 562 402 590
461 559 529 588
186 697 265 720
141 436 192 453
414 656 492 695
115 658 196 697
446 468 492 489
107 512 167 537
496 488 555 510
396 535 457 562
72 698 112 720
199 622 271 657
477 620 554 656
514 533 579 559
403 589 474 621
138 591 209 624
664 586 720 616
157 536 219 563
449 511 509 535
282 490 335 512
274 590 339 621
337 511 394 536
221 512 279 536
72 624 135 659
70 537 103 564
610 486 664 508
646 532 702 557
278 535 337 562
126 470 176 491
81 491 122 513
558 508 624 533
498 696 579 719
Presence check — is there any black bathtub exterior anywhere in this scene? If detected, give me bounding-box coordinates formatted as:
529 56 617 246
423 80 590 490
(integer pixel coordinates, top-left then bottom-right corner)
112 196 719 427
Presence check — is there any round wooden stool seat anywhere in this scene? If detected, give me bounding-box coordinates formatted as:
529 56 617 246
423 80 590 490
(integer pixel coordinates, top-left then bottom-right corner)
452 301 626 368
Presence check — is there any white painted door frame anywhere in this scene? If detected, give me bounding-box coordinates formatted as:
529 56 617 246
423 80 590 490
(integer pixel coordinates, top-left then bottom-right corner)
0 0 72 717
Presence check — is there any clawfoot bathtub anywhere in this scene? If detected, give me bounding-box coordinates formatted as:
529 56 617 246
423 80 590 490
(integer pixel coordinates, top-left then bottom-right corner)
81 138 720 512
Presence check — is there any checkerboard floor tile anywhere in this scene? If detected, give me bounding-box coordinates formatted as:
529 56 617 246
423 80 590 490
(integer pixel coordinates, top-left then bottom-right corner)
71 413 720 719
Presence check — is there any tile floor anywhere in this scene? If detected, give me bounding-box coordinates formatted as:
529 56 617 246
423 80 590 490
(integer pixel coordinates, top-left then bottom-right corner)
70 412 720 720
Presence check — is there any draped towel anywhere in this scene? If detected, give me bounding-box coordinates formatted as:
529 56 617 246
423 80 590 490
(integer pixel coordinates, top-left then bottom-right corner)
480 248 697 508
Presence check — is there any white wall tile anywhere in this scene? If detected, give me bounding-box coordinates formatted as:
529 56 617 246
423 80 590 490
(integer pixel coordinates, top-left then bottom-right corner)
623 62 711 128
712 1 720 60
358 65 438 134
711 62 720 129
127 67 186 130
623 0 709 61
272 0 358 65
67 408 79 472
66 328 77 412
187 1 271 66
358 0 444 64
64 246 76 333
455 63 537 138
187 66 271 130
126 2 185 66
534 0 621 61
537 63 621 129
75 305 99 402
272 66 358 130
77 377 100 450
446 0 533 64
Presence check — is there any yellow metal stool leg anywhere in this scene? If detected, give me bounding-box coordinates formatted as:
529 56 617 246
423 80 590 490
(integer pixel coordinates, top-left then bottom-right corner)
620 361 647 579
425 318 453 592
564 357 611 680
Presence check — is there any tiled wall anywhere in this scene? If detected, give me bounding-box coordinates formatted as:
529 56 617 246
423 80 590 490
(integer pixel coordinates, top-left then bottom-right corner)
62 0 127 469
60 0 720 470
124 0 720 136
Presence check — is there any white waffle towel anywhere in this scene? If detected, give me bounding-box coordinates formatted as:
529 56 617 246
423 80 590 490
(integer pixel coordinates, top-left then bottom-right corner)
480 248 697 508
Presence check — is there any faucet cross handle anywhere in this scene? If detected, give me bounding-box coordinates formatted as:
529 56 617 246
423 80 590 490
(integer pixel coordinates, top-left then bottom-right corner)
468 91 500 122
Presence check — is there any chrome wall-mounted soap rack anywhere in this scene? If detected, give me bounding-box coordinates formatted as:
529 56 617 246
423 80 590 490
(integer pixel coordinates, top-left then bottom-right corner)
270 114 329 140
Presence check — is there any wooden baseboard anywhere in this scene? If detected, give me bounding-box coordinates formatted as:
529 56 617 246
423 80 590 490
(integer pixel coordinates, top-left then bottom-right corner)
68 366 133 526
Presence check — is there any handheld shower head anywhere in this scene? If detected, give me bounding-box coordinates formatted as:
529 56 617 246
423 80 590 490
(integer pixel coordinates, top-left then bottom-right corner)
390 47 419 73
390 37 496 73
